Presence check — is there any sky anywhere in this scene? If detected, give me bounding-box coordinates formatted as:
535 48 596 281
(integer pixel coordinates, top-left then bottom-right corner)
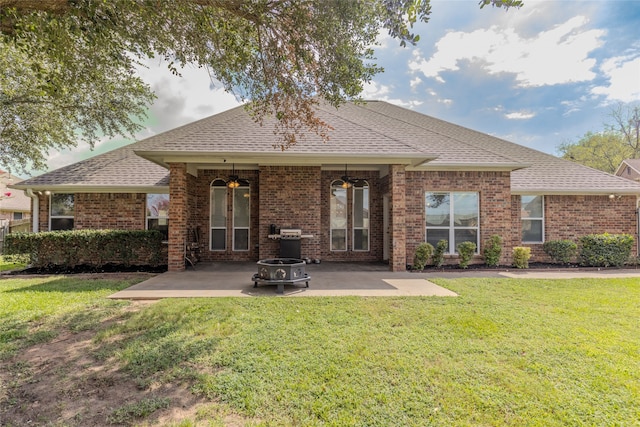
43 0 640 175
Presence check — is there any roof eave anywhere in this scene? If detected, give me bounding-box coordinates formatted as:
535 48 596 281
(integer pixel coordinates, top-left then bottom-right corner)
10 184 169 194
134 150 436 167
409 162 530 172
512 188 640 196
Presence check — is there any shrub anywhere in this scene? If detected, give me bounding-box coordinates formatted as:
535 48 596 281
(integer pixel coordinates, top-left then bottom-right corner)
432 239 448 267
413 242 434 271
483 234 502 267
512 247 531 269
543 240 577 264
5 229 165 268
456 241 477 269
578 233 634 267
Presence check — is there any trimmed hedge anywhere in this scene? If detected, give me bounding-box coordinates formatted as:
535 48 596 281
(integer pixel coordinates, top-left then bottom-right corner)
512 247 531 269
543 240 577 264
483 234 502 267
413 242 434 271
578 233 634 267
5 229 165 268
432 239 448 268
456 241 477 269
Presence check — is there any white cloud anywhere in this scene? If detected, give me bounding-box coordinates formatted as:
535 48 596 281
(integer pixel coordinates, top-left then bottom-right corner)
591 55 640 103
410 76 422 90
409 15 605 87
362 81 422 109
137 59 242 135
505 111 535 120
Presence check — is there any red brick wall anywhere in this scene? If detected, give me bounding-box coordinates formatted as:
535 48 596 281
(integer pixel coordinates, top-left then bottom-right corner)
168 163 188 271
259 166 321 260
75 193 146 229
33 168 638 268
405 171 513 266
517 194 638 261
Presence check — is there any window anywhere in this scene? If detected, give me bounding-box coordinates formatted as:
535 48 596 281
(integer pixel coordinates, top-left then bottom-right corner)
425 192 479 253
146 194 169 240
210 179 227 251
50 193 74 230
13 212 23 220
521 195 544 243
330 181 347 251
233 185 250 251
353 181 370 251
210 179 250 251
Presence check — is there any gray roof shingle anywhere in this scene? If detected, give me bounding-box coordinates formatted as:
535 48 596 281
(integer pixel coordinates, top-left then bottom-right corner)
14 101 640 195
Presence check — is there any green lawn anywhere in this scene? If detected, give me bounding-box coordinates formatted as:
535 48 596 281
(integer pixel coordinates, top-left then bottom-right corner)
1 276 639 426
0 255 26 272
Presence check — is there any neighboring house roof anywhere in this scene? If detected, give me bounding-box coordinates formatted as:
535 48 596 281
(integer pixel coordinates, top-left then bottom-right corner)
614 159 640 179
1 171 32 212
14 101 640 195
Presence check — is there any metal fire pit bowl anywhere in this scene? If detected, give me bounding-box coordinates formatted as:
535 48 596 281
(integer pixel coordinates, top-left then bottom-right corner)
252 258 310 294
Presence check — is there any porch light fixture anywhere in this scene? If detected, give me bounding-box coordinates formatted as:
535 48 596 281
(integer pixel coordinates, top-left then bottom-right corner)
226 164 246 188
340 164 363 189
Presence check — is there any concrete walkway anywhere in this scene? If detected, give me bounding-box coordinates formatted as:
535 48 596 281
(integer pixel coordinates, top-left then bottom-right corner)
107 262 640 299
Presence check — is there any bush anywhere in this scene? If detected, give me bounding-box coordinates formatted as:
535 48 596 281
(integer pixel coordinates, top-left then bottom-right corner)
543 240 577 264
5 229 165 269
483 235 502 267
456 241 477 269
578 233 634 267
512 247 531 269
432 239 448 267
413 242 434 271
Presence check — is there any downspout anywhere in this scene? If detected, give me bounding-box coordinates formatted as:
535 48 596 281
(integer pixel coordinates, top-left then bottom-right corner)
25 189 39 233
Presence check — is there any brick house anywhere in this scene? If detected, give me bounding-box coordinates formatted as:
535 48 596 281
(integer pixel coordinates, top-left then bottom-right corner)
12 101 640 271
615 159 640 183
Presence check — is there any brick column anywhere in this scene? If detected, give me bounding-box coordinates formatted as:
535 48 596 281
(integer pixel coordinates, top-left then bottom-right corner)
389 165 406 272
168 163 188 272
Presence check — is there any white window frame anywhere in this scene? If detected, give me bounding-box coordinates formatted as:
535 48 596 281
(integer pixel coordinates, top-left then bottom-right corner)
210 179 227 251
232 184 250 251
146 193 169 240
330 180 348 251
49 193 74 231
352 181 370 251
425 191 479 254
521 195 544 243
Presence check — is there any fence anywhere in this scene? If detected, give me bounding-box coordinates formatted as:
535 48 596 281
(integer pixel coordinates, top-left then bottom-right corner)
0 219 31 254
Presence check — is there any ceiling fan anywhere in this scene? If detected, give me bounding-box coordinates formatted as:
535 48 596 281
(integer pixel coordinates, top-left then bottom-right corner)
339 164 365 188
226 164 249 188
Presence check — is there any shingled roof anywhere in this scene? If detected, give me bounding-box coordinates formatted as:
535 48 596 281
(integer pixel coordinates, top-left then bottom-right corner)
14 100 640 195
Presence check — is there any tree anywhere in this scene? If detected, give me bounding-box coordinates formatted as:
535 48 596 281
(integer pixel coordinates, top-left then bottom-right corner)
557 132 631 174
0 0 522 174
558 103 640 174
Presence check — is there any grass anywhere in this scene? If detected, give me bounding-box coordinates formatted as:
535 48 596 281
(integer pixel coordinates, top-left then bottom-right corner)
0 276 138 359
1 275 639 426
0 255 27 272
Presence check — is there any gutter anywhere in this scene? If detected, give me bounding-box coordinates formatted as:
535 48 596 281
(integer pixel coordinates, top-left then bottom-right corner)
25 189 39 233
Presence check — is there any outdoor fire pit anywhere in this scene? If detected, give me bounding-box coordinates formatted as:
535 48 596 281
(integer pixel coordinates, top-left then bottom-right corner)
252 258 310 294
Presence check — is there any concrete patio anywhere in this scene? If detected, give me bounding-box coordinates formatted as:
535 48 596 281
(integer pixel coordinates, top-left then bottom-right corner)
107 262 640 299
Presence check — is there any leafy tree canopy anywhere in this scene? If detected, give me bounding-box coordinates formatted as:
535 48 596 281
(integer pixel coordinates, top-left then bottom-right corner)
0 0 521 173
558 103 640 174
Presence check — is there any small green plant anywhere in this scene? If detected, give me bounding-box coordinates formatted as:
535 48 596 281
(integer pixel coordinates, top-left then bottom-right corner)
457 241 477 269
512 247 531 269
543 240 577 264
578 233 634 267
432 239 448 267
413 242 434 271
107 397 170 425
482 235 502 267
